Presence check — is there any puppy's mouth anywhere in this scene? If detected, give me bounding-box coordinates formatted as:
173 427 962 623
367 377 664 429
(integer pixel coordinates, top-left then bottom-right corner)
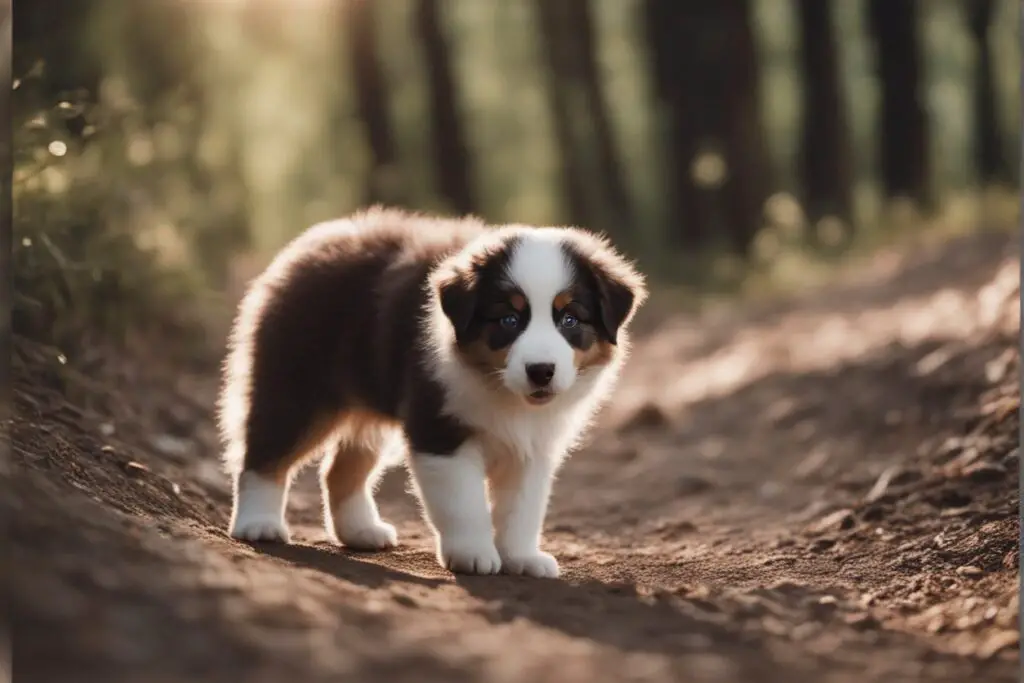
525 389 555 406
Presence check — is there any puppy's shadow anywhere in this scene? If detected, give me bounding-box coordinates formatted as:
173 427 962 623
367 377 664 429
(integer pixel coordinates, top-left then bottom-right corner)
250 540 446 590
254 539 757 660
242 542 975 680
453 570 759 658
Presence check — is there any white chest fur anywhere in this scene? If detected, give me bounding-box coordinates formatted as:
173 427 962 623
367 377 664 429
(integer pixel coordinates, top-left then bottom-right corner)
431 338 618 463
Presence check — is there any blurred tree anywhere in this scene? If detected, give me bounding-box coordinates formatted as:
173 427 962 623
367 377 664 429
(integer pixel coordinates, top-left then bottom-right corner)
1 0 10 369
534 0 632 237
868 0 929 206
12 0 98 141
12 0 97 97
797 0 852 236
644 0 768 257
968 0 1014 186
565 0 633 236
415 0 477 216
535 0 590 228
347 0 406 206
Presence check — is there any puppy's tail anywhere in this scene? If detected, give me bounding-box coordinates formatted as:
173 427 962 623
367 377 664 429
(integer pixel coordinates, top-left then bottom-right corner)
216 282 268 478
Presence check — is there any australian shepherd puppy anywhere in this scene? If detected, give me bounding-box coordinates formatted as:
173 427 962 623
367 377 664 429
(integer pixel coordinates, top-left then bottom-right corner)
218 207 646 578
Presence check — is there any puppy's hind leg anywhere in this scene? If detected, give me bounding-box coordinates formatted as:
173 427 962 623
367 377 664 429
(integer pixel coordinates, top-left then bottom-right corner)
321 426 401 551
226 402 338 544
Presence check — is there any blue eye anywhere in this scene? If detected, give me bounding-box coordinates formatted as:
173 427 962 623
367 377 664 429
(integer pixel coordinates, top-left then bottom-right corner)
499 313 520 329
561 313 579 329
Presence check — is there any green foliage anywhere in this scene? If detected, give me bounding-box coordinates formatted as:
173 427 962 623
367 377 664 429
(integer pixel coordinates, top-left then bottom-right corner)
12 71 207 355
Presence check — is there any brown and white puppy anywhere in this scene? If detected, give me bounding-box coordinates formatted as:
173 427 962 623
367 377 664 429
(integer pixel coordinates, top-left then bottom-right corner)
219 207 646 577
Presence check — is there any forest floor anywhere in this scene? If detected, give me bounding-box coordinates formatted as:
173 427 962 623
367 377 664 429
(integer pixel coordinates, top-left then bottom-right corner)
7 227 1021 683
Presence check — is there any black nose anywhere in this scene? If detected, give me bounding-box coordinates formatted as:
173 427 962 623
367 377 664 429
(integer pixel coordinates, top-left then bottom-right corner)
525 363 555 387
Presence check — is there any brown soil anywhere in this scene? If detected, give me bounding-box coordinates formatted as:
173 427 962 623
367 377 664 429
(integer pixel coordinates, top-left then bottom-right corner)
7 230 1020 683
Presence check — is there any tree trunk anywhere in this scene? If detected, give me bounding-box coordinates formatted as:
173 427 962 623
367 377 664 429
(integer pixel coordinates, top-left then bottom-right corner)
346 0 405 206
534 0 589 228
415 0 477 216
567 0 633 235
534 0 634 237
1 0 11 391
968 0 1012 185
643 0 769 257
796 0 853 235
868 0 929 205
720 0 768 257
643 1 712 250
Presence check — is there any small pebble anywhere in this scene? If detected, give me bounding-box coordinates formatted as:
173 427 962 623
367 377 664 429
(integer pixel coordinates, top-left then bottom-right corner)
963 462 1006 483
978 630 1019 659
865 466 899 503
392 593 418 608
810 538 836 553
956 565 984 578
761 616 789 637
1002 447 1019 467
122 461 149 476
808 509 855 535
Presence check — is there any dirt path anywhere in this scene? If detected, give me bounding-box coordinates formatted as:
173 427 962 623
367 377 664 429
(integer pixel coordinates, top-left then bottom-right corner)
8 230 1020 683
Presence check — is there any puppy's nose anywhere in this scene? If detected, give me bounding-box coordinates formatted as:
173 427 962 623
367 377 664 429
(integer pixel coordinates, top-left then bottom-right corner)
525 363 556 388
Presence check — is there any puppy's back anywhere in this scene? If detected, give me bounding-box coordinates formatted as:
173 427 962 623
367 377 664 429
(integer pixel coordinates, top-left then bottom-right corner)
219 209 487 467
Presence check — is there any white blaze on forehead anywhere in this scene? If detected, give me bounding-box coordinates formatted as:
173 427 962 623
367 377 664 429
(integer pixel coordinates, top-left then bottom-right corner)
505 232 573 304
501 231 579 397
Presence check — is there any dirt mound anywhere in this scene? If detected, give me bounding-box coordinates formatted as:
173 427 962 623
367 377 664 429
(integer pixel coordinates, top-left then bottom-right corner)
7 229 1019 683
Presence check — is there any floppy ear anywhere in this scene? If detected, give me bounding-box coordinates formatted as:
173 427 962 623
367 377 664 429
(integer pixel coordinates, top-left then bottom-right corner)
594 273 637 345
585 250 647 345
432 265 478 341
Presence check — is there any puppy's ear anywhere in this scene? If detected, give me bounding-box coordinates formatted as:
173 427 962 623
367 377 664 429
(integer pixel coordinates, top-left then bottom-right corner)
432 265 478 341
579 244 647 345
594 274 637 345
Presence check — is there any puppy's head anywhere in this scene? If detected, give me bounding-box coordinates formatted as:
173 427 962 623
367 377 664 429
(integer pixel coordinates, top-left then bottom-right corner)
430 227 646 407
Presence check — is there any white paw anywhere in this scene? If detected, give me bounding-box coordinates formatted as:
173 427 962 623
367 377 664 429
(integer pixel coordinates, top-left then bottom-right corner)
230 515 290 543
439 536 502 575
335 520 399 551
500 550 560 578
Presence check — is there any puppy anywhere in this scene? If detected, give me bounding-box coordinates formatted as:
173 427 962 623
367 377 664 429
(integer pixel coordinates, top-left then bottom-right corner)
218 207 646 577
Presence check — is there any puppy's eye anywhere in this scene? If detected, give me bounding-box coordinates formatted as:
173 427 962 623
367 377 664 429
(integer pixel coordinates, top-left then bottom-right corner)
499 313 520 330
560 313 579 329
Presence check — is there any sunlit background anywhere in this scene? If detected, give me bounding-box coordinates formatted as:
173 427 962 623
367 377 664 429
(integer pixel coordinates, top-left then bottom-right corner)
11 0 1021 350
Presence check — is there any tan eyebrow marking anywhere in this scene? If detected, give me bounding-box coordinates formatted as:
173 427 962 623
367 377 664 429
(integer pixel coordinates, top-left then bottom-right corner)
553 291 573 311
509 293 527 311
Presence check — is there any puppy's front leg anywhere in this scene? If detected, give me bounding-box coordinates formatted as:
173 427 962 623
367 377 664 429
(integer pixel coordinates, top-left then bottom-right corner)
489 455 560 578
408 442 501 575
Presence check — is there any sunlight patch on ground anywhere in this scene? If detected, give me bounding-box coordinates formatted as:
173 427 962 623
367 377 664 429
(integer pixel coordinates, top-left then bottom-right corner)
612 256 1019 423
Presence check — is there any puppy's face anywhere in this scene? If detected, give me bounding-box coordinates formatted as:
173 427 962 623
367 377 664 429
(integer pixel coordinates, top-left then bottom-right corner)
432 228 646 407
